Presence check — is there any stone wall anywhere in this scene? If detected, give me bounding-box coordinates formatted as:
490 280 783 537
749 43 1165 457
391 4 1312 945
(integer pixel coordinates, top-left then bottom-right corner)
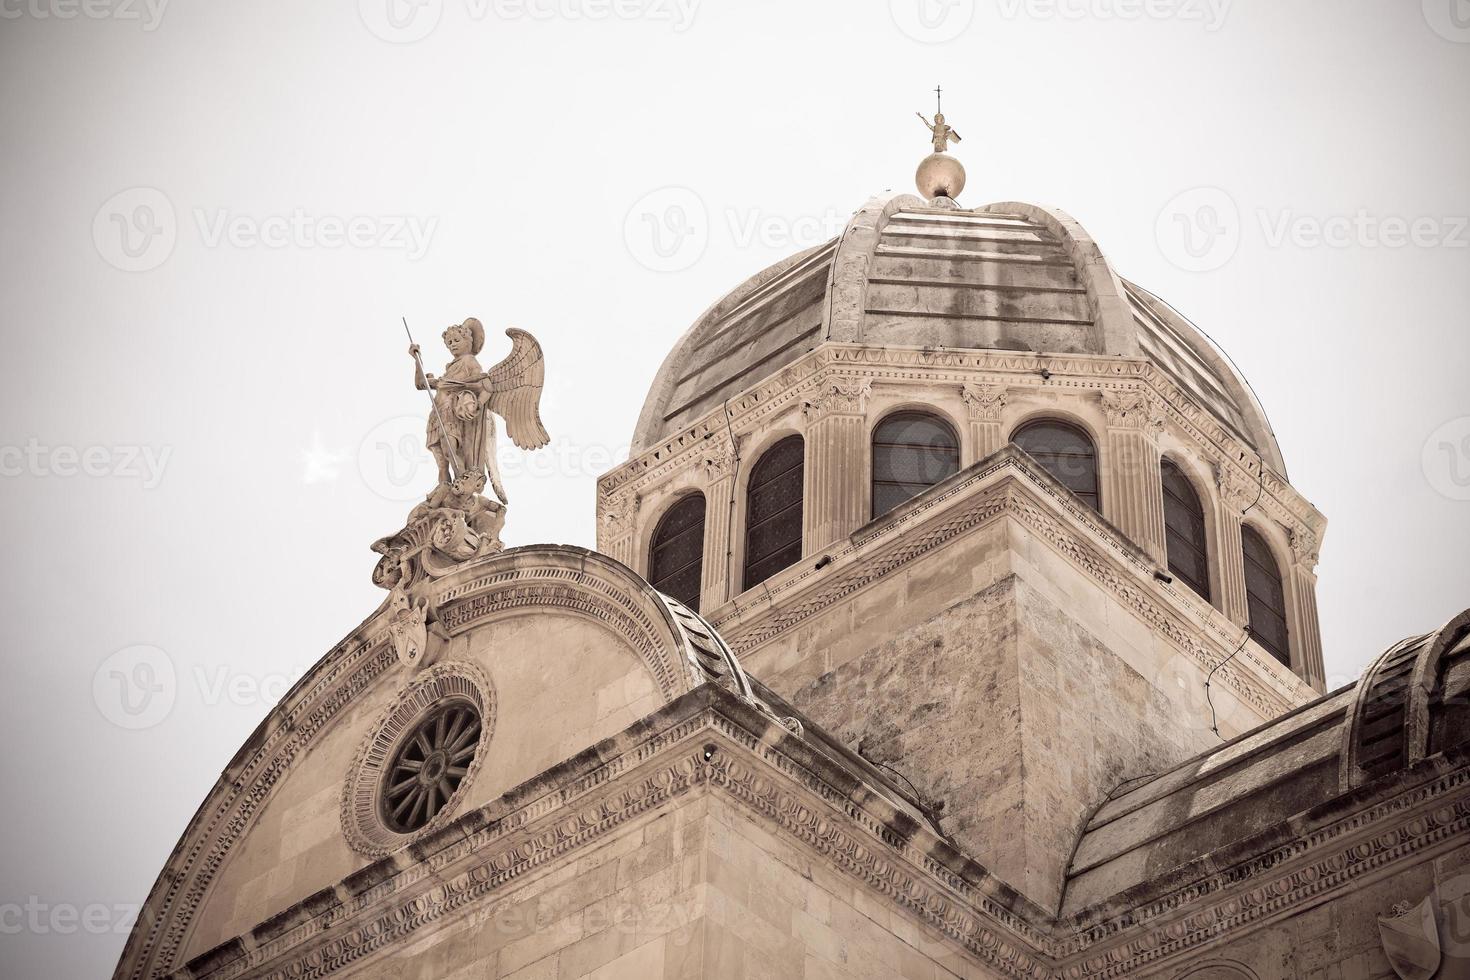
335 791 992 979
1139 838 1470 980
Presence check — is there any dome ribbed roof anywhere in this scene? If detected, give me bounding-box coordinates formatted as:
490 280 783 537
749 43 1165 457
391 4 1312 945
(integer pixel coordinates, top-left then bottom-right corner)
633 192 1285 475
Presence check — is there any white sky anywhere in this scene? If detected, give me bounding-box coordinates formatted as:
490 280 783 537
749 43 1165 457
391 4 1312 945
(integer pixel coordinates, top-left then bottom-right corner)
1 1 1467 975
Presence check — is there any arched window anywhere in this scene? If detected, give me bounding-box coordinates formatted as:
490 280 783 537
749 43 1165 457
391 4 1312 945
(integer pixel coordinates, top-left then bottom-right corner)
744 435 804 590
1161 458 1211 601
1242 525 1290 667
871 411 960 518
649 493 705 611
1011 419 1099 511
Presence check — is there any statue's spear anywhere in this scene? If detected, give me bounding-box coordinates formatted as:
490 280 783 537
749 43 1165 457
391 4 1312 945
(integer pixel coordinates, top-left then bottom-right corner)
402 316 462 482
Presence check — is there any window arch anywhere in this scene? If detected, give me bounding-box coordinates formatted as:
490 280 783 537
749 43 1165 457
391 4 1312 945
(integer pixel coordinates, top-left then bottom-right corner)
649 493 705 611
1011 418 1100 511
1161 457 1211 601
1242 525 1290 667
871 411 960 518
744 435 804 590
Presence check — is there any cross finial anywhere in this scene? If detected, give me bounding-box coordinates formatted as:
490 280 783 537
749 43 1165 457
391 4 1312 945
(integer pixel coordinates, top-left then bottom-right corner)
934 84 943 115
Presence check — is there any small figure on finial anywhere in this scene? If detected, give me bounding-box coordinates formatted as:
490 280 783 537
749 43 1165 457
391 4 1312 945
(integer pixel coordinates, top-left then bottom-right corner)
916 85 962 154
913 86 967 203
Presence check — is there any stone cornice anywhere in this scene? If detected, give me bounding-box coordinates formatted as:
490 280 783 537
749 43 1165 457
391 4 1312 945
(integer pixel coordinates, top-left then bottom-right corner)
596 343 1325 555
166 687 1470 980
1052 748 1470 978
171 687 1056 980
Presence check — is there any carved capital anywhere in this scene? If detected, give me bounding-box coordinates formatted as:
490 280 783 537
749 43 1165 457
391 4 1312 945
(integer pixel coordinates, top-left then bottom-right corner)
1291 526 1321 569
703 440 737 482
1215 462 1258 512
599 489 640 537
1101 389 1166 432
802 376 871 423
960 383 1007 422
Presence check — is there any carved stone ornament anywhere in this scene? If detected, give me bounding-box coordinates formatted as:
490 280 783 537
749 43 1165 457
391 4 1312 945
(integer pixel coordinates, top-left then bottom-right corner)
703 439 737 481
385 587 436 669
599 488 640 537
1377 895 1441 980
802 376 872 422
1215 461 1259 512
1101 389 1166 432
1291 525 1321 569
372 318 550 592
371 471 507 593
960 382 1007 422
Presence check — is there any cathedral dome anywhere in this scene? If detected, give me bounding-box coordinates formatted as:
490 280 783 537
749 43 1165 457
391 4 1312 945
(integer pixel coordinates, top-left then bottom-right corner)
633 193 1286 476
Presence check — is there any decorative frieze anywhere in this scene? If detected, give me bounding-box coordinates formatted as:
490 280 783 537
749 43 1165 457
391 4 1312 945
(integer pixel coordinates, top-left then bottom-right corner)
168 689 1470 980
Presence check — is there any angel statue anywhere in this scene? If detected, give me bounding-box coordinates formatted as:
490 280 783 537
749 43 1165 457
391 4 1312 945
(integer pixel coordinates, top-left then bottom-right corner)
916 110 962 154
408 317 550 504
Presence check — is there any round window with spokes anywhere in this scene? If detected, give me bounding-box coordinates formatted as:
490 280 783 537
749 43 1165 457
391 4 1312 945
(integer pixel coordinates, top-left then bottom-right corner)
341 662 494 857
380 700 482 834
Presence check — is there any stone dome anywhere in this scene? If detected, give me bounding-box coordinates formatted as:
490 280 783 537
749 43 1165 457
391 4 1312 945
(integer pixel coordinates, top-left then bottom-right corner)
633 193 1286 475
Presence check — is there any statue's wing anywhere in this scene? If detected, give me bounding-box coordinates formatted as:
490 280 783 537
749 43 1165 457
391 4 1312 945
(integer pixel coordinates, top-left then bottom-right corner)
484 328 550 450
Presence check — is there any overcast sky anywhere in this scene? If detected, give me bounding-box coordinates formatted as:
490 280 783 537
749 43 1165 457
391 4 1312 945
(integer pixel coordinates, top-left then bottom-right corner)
2 1 1467 975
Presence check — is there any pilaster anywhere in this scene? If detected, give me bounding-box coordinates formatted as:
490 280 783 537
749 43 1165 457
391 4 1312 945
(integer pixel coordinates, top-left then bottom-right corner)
1215 464 1255 628
700 440 737 610
802 377 871 553
597 488 639 571
1290 527 1326 690
1100 391 1167 564
961 383 1007 463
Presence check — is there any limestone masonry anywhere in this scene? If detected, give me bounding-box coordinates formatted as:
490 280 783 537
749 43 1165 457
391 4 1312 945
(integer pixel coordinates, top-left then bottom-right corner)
117 160 1470 980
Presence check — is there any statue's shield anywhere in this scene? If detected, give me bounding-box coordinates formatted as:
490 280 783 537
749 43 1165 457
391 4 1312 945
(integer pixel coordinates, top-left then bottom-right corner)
1378 896 1441 980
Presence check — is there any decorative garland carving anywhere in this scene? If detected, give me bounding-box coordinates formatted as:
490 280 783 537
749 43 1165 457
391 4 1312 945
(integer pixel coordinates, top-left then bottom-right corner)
961 382 1008 421
801 375 872 420
1100 389 1165 433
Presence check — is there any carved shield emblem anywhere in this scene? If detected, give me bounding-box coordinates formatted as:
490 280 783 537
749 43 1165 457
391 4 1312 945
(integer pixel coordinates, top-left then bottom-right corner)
1379 897 1441 980
386 590 430 669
